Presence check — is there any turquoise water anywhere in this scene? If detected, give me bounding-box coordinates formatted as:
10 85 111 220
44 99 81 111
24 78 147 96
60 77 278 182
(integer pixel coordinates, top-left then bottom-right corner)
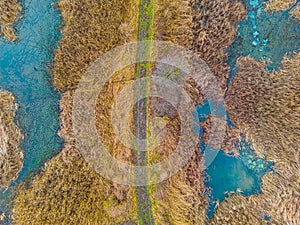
0 0 62 219
195 100 234 127
204 139 273 219
205 149 261 217
195 101 273 219
227 0 300 84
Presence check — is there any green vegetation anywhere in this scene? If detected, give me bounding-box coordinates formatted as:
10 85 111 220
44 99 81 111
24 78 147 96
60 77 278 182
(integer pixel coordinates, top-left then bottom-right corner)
135 0 155 223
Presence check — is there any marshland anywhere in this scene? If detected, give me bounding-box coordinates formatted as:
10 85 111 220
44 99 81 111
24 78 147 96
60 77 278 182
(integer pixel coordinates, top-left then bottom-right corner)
0 0 299 224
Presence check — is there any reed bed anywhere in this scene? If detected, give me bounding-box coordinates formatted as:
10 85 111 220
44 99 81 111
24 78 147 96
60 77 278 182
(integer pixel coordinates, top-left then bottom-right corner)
190 0 254 156
11 0 297 223
265 0 296 11
226 54 300 170
0 212 5 222
150 151 208 225
200 114 241 156
266 0 300 20
148 108 208 224
291 3 300 19
52 0 139 92
191 0 246 91
0 0 22 41
210 169 300 224
12 87 138 224
291 5 300 19
12 146 138 224
0 90 23 189
153 0 193 48
95 66 137 164
154 0 246 92
148 0 249 223
216 53 300 224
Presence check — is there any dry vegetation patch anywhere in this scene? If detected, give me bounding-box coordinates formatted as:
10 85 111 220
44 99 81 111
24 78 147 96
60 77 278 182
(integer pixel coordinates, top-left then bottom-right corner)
0 0 22 41
0 90 23 189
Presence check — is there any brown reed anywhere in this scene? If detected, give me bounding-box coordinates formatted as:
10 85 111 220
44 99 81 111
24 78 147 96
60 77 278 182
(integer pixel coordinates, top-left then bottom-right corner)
0 0 22 41
0 90 23 190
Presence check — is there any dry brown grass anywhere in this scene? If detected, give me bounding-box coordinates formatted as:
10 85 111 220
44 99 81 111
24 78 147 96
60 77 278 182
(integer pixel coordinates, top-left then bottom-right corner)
153 0 193 48
12 80 139 224
147 102 207 224
192 0 246 91
210 168 300 225
12 146 138 225
152 4 226 221
291 4 300 19
148 0 247 223
153 0 247 92
200 114 241 156
94 66 136 164
52 0 139 92
11 0 261 224
150 152 208 225
265 0 300 20
0 89 23 189
226 54 300 168
148 1 211 224
0 0 22 41
265 0 296 11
